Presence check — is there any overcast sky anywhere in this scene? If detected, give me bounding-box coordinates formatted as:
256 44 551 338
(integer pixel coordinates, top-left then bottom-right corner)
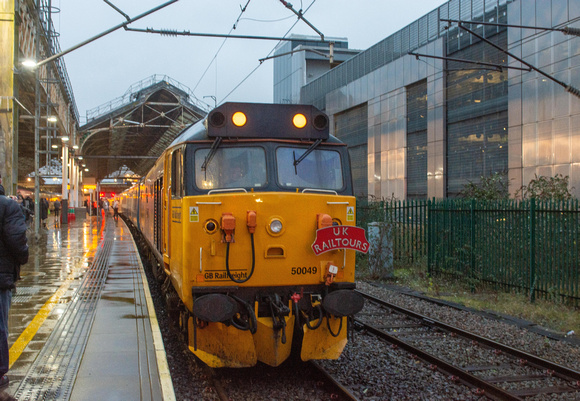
55 0 441 122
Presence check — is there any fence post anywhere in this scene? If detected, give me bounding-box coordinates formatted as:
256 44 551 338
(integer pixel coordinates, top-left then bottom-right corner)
529 198 536 303
427 198 432 276
470 199 476 291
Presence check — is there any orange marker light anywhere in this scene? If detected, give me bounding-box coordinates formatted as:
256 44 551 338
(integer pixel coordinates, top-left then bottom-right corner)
232 112 247 127
293 113 307 128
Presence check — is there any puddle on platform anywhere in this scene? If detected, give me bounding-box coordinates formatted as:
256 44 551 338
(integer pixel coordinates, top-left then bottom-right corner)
100 295 135 304
121 314 148 319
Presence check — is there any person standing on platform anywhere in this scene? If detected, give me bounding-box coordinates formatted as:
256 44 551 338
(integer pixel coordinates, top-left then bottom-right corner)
0 192 29 392
112 199 119 220
102 199 109 218
41 198 49 228
53 199 61 222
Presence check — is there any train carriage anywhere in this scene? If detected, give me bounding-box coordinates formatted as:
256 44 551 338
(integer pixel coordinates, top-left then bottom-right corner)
121 102 365 368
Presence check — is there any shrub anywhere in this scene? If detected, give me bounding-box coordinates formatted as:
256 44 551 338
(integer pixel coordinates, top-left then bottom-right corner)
516 174 575 201
459 172 509 200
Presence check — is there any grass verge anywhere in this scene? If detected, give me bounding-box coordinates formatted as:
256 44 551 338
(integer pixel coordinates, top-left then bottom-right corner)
357 257 580 337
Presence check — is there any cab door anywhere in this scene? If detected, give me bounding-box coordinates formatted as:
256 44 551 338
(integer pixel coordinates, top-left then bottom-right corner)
163 153 171 267
168 147 185 286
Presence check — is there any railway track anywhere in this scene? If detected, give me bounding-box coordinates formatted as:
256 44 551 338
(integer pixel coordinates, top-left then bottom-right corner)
356 290 580 400
309 360 360 400
191 354 359 400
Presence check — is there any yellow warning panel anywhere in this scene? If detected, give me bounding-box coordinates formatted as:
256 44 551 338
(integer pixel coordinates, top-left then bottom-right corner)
189 320 257 367
301 316 347 361
346 206 354 222
190 206 199 222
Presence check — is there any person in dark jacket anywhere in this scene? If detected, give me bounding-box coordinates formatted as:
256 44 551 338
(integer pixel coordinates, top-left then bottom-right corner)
40 198 49 228
0 195 29 390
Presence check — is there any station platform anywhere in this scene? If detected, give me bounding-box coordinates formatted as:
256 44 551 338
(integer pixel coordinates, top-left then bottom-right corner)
4 212 175 401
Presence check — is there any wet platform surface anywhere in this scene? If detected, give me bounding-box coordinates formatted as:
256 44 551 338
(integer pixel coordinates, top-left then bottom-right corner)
5 213 174 400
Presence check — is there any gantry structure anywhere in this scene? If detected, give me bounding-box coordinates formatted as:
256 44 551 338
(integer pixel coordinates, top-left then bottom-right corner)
79 75 207 184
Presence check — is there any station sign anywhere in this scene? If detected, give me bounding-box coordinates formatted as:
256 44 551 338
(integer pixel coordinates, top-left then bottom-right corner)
311 226 370 255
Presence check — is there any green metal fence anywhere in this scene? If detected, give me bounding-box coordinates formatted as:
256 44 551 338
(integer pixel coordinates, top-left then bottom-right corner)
357 199 428 263
357 198 580 304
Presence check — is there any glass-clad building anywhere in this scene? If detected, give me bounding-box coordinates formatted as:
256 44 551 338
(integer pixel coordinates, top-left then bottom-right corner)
286 0 580 199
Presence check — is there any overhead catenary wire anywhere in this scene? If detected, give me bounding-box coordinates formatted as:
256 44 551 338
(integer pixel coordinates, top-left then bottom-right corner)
118 0 319 104
192 0 252 93
220 0 317 103
444 20 580 100
239 15 294 23
36 0 179 67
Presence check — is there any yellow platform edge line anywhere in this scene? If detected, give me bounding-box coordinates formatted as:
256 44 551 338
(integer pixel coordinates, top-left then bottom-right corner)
130 229 177 401
9 246 96 367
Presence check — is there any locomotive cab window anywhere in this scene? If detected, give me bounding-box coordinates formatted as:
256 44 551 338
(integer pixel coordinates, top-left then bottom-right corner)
276 147 343 190
194 147 267 190
171 148 184 198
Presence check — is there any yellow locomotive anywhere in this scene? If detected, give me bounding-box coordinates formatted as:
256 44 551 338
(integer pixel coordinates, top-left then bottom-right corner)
121 102 366 368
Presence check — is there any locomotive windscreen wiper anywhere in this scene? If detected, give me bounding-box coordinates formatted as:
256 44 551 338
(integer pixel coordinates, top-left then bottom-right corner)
293 139 322 174
201 137 223 172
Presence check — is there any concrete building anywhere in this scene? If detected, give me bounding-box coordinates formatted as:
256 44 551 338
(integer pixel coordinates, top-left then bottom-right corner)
290 0 580 200
273 35 361 104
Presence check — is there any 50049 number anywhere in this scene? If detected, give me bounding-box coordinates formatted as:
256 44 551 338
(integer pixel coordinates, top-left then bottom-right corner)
291 266 318 275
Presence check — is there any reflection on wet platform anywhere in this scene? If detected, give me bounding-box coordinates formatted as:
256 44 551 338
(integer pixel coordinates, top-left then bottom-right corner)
4 213 170 400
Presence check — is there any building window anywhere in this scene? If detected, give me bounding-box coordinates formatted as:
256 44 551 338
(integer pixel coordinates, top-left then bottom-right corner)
447 111 508 195
406 80 428 199
446 30 508 197
334 104 368 197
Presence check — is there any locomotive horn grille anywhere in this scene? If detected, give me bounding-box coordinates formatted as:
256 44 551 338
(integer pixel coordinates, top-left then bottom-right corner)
313 114 329 130
209 111 226 127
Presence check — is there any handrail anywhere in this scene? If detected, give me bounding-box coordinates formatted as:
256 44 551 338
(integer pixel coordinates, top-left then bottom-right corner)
301 188 338 195
207 188 248 195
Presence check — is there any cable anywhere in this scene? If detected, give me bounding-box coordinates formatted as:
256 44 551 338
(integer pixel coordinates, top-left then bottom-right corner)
220 0 317 103
239 15 294 23
192 0 252 93
303 303 323 330
225 233 255 283
326 313 343 337
417 56 443 73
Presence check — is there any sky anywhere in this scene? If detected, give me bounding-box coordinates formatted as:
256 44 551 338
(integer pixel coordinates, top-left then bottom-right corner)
54 0 441 123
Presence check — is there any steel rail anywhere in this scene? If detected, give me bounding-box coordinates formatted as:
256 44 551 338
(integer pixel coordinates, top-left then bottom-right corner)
357 290 580 384
353 318 520 401
309 361 360 401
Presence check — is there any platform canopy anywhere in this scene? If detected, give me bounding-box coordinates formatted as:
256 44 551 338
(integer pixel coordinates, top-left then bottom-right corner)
79 76 207 181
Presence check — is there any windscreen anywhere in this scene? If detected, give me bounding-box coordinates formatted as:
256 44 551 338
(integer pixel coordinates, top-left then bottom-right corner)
195 147 267 190
276 147 343 190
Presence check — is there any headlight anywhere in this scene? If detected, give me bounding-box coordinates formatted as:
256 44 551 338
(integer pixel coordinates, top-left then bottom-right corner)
266 216 285 236
270 219 283 233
